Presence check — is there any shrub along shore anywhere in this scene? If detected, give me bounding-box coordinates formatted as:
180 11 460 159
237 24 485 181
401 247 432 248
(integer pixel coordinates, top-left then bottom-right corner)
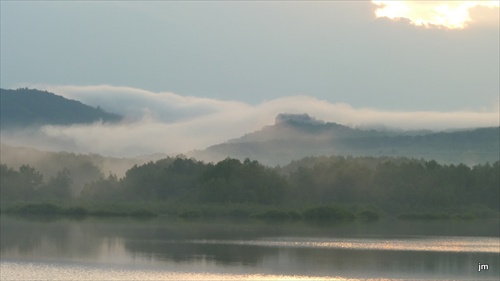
2 201 498 222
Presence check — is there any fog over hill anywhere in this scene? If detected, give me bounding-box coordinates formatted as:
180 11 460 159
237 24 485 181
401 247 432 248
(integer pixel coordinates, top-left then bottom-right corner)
1 87 498 166
2 85 497 158
189 113 500 166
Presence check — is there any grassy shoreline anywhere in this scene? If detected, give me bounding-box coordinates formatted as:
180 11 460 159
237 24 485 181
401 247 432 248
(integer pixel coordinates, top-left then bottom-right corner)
2 201 498 222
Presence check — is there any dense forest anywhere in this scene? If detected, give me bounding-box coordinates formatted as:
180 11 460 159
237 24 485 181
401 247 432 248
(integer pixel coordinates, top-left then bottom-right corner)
1 156 498 220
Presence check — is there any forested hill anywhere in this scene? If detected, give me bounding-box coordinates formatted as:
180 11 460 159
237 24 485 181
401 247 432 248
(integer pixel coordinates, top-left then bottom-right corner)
0 88 121 129
190 113 500 166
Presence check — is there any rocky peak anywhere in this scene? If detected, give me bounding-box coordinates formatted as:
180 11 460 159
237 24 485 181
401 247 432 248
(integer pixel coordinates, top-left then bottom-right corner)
275 113 325 126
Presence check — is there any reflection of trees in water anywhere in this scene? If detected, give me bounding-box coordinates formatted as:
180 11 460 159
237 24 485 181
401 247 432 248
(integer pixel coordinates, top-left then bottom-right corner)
1 218 44 254
116 220 500 277
1 217 70 254
0 217 288 264
88 219 300 241
0 217 99 257
124 240 276 266
122 239 500 278
104 220 283 266
2 218 499 279
286 247 500 277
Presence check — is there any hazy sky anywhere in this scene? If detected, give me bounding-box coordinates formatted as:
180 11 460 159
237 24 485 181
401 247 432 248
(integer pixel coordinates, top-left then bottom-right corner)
2 1 498 110
1 1 499 156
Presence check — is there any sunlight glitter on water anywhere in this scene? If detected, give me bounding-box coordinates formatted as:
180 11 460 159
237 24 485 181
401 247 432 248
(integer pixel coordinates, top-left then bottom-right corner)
0 261 385 281
189 236 500 253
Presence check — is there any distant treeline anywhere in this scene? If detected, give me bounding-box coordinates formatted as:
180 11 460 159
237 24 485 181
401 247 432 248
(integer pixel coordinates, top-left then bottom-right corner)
0 143 149 194
1 156 498 219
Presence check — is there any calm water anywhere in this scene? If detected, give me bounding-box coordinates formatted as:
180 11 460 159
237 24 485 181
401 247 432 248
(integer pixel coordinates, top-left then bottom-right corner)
1 216 499 280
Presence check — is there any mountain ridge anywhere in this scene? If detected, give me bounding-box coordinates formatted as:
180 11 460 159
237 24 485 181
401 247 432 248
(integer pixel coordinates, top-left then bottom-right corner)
190 113 499 166
1 87 497 166
0 88 122 129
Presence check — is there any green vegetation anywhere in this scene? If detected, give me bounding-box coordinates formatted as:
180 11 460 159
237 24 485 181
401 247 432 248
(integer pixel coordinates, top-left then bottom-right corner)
0 143 148 194
1 156 499 222
2 203 157 218
356 210 380 221
253 209 302 221
302 206 355 221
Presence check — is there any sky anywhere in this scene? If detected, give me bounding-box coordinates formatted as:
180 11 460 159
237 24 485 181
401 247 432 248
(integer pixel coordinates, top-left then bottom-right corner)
1 1 499 157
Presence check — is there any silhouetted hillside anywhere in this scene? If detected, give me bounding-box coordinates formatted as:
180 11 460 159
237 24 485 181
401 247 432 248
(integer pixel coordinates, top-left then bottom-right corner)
190 113 500 166
0 88 121 129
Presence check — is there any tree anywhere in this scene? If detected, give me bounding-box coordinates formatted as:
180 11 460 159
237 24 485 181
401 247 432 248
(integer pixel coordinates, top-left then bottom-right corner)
80 173 122 201
198 158 287 204
42 169 72 199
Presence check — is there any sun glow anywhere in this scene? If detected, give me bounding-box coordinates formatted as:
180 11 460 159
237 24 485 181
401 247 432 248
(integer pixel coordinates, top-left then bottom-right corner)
373 1 500 29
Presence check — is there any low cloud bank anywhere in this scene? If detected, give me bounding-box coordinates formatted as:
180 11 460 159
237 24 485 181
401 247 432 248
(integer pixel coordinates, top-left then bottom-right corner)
3 84 498 157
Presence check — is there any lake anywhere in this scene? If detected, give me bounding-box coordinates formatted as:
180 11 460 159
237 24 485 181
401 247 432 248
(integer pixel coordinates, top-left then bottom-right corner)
1 216 498 280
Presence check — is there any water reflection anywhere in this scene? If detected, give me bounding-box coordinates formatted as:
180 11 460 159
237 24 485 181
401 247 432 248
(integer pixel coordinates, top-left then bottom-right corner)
1 261 348 281
187 236 500 252
1 216 499 280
